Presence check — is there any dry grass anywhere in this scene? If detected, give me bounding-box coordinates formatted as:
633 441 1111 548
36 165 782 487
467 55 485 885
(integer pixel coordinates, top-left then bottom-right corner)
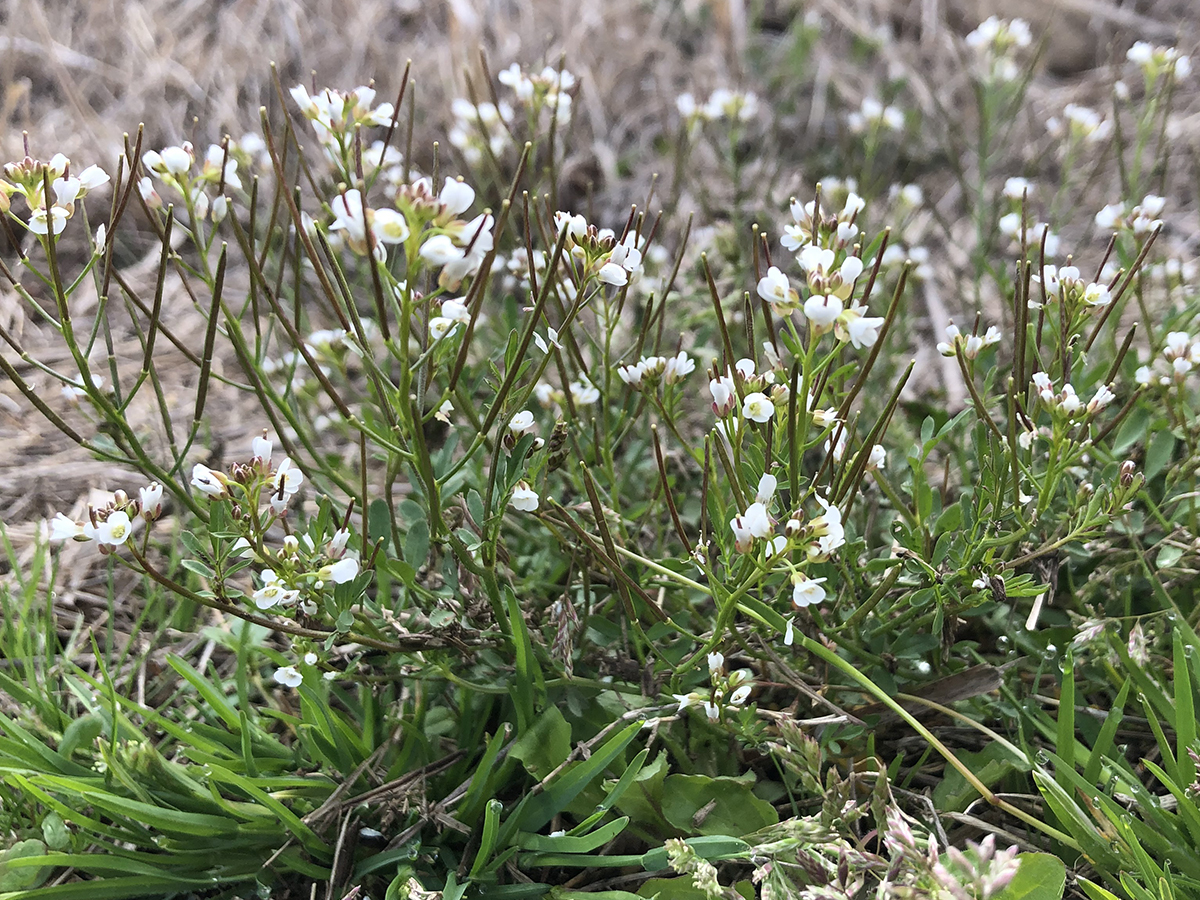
0 0 1197 533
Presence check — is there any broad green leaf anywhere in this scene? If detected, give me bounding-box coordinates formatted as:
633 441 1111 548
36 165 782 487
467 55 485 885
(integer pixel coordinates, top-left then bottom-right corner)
0 839 48 891
404 517 430 568
661 775 778 836
932 742 1027 812
510 706 572 779
992 853 1066 900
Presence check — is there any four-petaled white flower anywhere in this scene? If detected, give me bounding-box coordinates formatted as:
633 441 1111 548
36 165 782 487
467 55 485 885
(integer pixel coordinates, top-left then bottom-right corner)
755 473 778 505
192 464 228 497
710 374 736 416
803 294 843 329
324 558 360 584
511 481 539 512
95 510 132 547
139 482 163 519
756 266 799 314
742 391 775 423
791 573 827 608
273 665 303 688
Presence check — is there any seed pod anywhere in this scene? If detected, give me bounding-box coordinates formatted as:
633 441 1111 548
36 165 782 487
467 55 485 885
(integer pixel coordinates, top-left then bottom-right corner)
546 419 568 471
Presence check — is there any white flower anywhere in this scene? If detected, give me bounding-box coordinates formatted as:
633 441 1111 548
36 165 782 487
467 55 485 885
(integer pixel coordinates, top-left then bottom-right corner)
439 177 475 215
139 482 163 518
663 351 695 384
511 481 539 512
783 618 795 646
570 376 600 405
710 374 736 416
372 208 410 243
867 445 886 471
743 502 772 538
330 189 369 245
1003 177 1032 199
729 684 752 705
803 294 843 329
28 206 68 235
808 496 845 559
729 502 772 553
429 317 457 341
707 651 725 673
757 266 798 313
326 558 359 584
158 145 193 175
742 391 775 423
844 312 884 349
252 435 273 461
1087 384 1115 414
253 577 298 610
273 457 305 497
273 665 303 688
1135 365 1152 386
755 473 778 505
791 573 827 608
95 511 133 547
49 513 87 542
191 464 227 497
1058 383 1082 415
509 410 537 437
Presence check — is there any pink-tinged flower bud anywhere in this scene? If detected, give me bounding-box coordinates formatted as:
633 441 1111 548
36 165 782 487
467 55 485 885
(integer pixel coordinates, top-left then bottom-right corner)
709 374 736 416
1120 460 1137 486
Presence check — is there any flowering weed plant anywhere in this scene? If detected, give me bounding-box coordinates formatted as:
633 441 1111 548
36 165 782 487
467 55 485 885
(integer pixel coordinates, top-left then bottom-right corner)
1 16 1200 900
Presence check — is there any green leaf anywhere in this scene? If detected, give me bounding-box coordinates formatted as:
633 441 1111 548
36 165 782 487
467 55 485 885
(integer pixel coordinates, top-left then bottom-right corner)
404 517 430 569
467 489 486 526
1144 429 1175 481
518 817 629 853
166 655 241 732
0 839 48 891
511 720 641 837
510 706 572 779
991 852 1066 900
660 775 778 837
59 713 104 759
41 812 69 851
180 558 216 579
506 588 543 734
932 743 1027 812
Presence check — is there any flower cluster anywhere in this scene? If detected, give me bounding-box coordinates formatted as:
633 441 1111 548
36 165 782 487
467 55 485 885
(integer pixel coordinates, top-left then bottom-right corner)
1031 372 1114 418
1029 265 1112 311
936 321 1002 359
964 16 1032 82
846 96 904 135
289 84 395 166
449 64 576 164
1046 103 1111 147
1 148 109 236
49 483 162 551
675 88 759 127
728 474 846 567
1126 42 1192 84
758 244 881 346
191 434 304 514
498 63 576 121
554 210 645 287
449 98 514 166
1145 331 1200 383
141 141 240 223
617 351 696 390
884 809 1020 900
1094 194 1164 235
998 213 1060 257
672 651 755 722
